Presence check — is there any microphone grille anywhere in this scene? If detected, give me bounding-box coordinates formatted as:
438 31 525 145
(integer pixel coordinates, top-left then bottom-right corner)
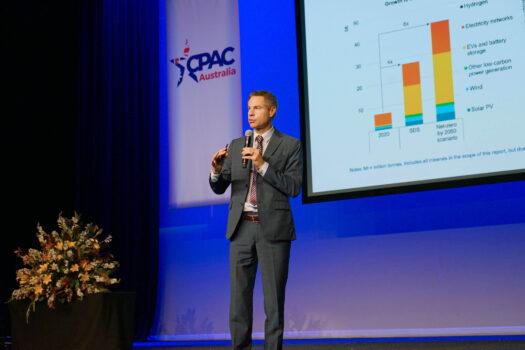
245 130 253 137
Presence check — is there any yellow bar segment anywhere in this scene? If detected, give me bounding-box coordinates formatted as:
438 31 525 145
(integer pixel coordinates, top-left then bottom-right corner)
403 84 423 116
433 51 455 105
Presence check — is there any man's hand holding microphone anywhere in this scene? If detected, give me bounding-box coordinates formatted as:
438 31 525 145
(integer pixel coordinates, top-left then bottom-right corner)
211 129 265 175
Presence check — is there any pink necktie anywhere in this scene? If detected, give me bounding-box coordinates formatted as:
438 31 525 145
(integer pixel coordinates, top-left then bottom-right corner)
248 135 264 205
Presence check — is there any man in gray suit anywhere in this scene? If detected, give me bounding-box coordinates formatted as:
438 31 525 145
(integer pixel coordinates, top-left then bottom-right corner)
210 90 302 350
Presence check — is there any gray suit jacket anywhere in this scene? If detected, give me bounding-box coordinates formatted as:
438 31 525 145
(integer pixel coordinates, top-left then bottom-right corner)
210 129 302 241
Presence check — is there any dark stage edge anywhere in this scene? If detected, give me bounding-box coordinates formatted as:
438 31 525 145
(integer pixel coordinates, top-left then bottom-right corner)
134 337 525 350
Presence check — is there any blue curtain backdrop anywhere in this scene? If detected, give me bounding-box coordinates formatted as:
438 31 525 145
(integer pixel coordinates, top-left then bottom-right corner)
76 0 159 339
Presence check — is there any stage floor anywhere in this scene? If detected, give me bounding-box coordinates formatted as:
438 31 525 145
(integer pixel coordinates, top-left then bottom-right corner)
134 337 525 350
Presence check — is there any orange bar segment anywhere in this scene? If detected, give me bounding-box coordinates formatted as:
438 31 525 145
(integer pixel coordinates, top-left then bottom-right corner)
374 112 392 126
431 20 451 54
402 62 421 86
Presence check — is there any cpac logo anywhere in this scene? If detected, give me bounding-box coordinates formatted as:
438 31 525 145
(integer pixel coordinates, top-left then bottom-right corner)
170 39 237 86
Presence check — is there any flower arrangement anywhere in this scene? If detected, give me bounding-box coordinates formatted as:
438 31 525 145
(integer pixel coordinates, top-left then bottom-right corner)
10 213 120 320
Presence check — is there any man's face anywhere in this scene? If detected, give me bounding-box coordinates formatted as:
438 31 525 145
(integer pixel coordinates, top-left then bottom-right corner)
247 96 276 132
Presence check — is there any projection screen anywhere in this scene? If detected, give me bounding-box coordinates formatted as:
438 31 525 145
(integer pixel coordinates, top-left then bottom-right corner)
298 0 525 202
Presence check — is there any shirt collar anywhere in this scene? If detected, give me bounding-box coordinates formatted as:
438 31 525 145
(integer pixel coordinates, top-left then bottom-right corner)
254 127 274 143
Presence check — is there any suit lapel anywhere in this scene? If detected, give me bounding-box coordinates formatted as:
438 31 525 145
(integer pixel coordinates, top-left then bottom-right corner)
264 128 283 158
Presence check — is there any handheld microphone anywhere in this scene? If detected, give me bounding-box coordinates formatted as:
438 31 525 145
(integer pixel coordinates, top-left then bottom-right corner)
242 130 253 168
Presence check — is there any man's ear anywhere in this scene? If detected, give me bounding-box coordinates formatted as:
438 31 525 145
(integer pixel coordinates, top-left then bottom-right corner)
269 106 277 118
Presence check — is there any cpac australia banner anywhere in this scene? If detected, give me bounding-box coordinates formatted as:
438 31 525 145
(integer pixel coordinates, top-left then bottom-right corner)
167 0 242 207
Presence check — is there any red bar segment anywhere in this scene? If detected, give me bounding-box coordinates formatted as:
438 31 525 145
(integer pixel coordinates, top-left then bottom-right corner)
374 112 392 126
431 20 451 54
402 62 421 86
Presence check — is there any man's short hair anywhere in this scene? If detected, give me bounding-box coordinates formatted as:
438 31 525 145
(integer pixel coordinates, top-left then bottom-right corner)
249 90 278 109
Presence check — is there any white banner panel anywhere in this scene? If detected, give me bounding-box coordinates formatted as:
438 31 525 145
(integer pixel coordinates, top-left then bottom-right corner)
167 0 242 207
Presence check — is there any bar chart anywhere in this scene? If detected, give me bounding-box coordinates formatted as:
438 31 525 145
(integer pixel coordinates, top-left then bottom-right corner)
374 19 458 135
